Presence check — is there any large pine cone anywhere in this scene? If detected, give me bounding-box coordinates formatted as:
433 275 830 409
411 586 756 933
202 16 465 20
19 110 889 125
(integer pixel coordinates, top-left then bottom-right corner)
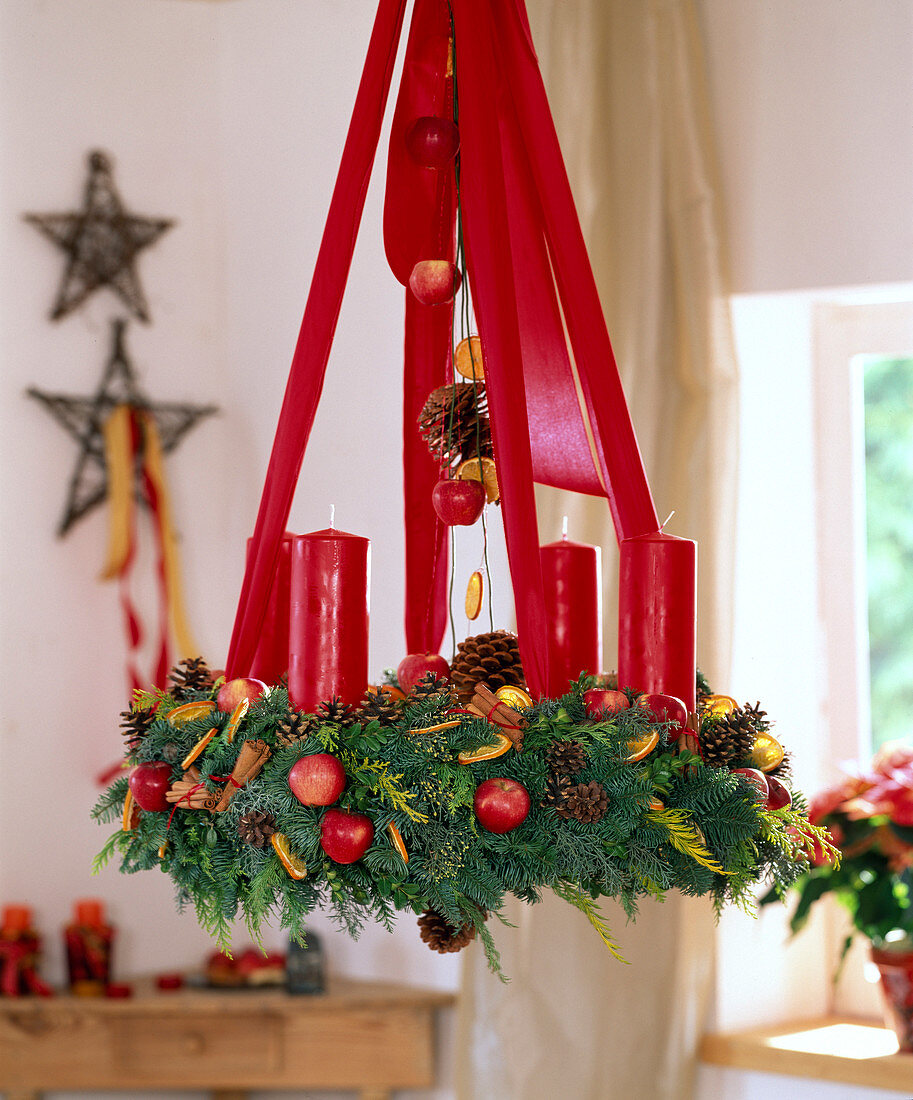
701 708 756 766
558 780 609 824
546 739 587 775
451 631 524 699
169 657 215 701
418 383 493 472
237 810 277 848
417 909 478 954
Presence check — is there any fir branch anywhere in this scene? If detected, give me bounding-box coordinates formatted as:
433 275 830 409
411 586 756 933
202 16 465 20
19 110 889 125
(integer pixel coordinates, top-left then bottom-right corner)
646 808 729 875
477 921 509 983
553 880 629 964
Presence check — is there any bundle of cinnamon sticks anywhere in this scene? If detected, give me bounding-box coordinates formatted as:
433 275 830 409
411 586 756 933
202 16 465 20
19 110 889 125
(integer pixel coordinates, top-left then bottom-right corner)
165 739 272 813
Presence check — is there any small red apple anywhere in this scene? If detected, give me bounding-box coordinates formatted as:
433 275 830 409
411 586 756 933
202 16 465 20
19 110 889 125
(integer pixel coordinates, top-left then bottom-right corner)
396 652 451 695
217 677 268 713
409 260 462 306
129 761 172 812
474 777 531 834
732 767 770 803
765 774 793 812
583 688 630 718
405 116 460 168
640 693 689 738
319 808 375 864
432 478 485 526
289 753 347 806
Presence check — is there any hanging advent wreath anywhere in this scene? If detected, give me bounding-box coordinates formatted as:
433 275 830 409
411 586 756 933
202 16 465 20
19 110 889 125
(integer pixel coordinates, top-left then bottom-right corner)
92 0 837 974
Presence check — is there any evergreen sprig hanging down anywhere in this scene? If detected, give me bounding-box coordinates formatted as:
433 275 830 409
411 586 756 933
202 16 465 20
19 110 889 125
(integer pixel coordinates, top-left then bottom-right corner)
93 658 835 977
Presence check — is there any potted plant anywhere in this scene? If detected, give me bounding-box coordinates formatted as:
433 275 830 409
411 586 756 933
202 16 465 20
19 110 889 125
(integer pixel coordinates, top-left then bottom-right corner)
763 743 913 1048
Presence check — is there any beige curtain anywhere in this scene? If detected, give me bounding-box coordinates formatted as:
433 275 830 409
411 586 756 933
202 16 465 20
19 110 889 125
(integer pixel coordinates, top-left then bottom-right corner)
456 2 738 1097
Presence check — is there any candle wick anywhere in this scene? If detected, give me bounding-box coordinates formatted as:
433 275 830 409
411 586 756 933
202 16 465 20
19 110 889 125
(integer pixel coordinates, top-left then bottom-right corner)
561 515 569 541
330 504 336 530
660 510 675 531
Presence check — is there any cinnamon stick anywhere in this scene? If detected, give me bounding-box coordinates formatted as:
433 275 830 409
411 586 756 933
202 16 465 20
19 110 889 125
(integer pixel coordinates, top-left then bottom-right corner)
214 739 271 812
469 685 525 750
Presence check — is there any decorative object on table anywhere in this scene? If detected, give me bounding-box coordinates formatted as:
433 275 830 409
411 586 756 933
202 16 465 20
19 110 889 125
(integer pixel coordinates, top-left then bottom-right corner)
286 929 326 994
24 150 173 323
64 899 114 996
91 0 830 978
28 318 216 689
206 946 286 988
760 742 913 1048
0 906 53 997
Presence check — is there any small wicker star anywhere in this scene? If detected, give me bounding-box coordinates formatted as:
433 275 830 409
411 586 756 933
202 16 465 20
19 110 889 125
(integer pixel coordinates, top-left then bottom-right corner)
24 150 174 322
27 318 217 535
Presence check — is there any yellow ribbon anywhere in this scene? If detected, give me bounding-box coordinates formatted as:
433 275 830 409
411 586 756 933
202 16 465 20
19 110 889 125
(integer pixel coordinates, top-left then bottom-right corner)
100 405 135 579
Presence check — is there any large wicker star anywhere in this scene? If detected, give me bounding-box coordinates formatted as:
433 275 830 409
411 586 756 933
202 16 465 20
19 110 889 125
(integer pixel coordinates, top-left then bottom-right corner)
28 318 217 536
25 150 174 323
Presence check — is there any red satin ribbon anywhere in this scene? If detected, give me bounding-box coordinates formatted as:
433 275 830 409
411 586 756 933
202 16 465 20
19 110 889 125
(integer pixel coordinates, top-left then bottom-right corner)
225 0 409 679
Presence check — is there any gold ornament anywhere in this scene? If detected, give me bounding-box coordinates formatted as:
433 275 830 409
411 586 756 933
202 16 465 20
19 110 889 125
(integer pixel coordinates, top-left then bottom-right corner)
455 336 485 380
749 733 785 773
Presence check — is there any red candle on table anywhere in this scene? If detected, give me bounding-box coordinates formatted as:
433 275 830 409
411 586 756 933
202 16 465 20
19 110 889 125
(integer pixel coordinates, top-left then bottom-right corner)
246 531 294 686
540 523 602 698
288 526 370 713
617 531 696 712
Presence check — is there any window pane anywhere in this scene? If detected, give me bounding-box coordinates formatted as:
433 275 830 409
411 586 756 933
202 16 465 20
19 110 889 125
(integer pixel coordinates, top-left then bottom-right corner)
863 355 913 750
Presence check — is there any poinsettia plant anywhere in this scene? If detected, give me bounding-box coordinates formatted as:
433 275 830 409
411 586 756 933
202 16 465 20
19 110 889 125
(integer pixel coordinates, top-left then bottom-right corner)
763 742 913 955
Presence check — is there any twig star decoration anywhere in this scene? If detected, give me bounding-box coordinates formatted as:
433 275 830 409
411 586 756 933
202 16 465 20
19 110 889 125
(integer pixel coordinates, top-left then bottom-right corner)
25 150 174 323
27 318 218 536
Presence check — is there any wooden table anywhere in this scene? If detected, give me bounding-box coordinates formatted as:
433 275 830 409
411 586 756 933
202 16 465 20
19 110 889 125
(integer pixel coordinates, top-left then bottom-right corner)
0 977 456 1100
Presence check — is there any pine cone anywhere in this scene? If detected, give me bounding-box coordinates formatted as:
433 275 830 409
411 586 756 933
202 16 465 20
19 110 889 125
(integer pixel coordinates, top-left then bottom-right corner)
742 701 769 731
704 707 756 765
356 687 403 727
558 780 609 824
540 770 573 810
699 723 733 768
451 631 524 699
237 810 277 848
409 671 457 706
119 706 156 751
275 708 315 747
169 657 215 700
315 697 355 726
418 383 493 472
546 739 587 775
417 909 478 954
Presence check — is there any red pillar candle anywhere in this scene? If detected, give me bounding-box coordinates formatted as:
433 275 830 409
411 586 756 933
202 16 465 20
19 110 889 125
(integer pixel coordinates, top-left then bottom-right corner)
617 531 696 712
246 531 294 686
289 527 370 713
540 529 602 698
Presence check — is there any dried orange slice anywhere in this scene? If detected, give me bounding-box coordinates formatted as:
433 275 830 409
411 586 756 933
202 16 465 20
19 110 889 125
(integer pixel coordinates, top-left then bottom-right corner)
387 822 409 863
465 570 484 620
702 694 738 718
167 699 216 726
180 727 218 770
495 685 532 710
224 698 249 745
625 729 660 763
412 719 462 734
368 683 405 702
122 789 140 831
456 456 499 503
458 730 512 764
158 841 168 859
749 732 784 773
271 832 308 880
455 335 485 380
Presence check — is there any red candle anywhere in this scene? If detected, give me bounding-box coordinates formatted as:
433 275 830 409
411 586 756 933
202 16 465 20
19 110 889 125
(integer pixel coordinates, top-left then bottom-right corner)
540 529 602 698
288 527 370 713
247 531 294 686
617 531 696 712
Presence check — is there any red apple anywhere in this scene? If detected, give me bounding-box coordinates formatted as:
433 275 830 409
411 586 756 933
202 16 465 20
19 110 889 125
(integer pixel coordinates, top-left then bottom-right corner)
474 777 531 834
217 677 268 713
396 652 451 695
583 688 630 718
129 761 172 812
765 774 793 812
640 693 689 738
405 116 460 168
289 753 346 806
409 260 462 306
732 767 769 803
319 808 375 864
432 478 485 526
